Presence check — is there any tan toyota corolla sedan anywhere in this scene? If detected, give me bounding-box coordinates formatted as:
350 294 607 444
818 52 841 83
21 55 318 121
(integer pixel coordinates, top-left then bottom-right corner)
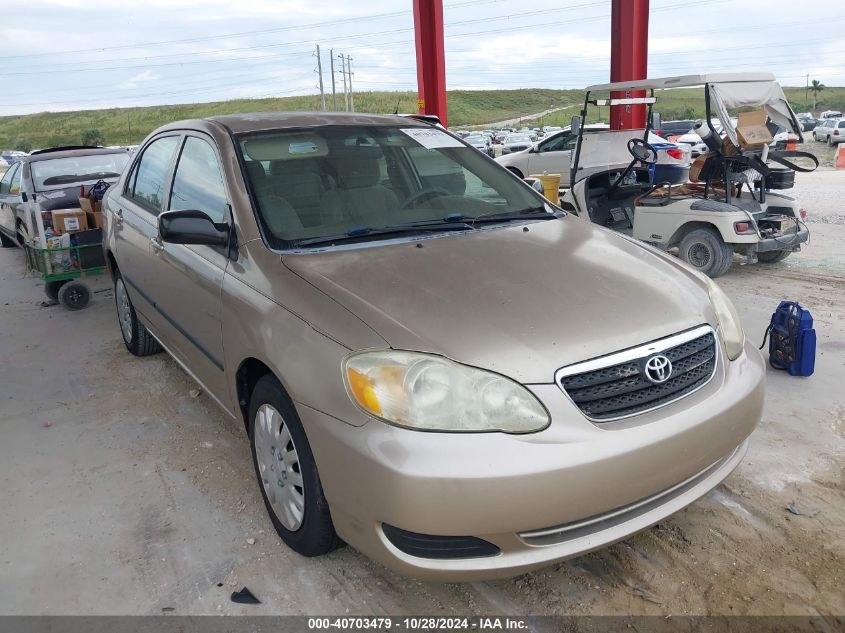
102 112 765 580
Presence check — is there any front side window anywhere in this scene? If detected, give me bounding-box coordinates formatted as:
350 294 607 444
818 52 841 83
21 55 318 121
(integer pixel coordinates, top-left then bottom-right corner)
30 153 129 191
129 136 180 213
540 133 573 152
169 136 228 223
239 125 547 248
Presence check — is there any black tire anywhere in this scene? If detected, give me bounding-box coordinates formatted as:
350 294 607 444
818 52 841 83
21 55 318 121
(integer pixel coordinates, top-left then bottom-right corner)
506 166 524 178
44 280 67 302
812 133 817 142
757 249 792 263
114 273 161 356
57 281 91 310
678 227 734 278
0 231 15 248
16 222 26 247
249 374 339 557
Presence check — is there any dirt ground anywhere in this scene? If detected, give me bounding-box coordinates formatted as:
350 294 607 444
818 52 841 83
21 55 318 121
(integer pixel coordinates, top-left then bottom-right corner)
0 171 842 618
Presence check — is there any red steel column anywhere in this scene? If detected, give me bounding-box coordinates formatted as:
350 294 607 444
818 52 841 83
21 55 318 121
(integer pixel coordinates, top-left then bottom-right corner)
413 0 448 127
609 0 649 130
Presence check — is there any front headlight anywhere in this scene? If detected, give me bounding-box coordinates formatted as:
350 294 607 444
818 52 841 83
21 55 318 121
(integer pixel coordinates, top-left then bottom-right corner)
705 277 745 360
343 351 550 433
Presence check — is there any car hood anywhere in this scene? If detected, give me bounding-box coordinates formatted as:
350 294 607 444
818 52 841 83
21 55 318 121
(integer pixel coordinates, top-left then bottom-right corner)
283 218 714 384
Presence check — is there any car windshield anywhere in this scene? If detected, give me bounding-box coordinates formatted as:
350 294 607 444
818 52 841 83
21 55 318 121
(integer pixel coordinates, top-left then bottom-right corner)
506 134 531 143
31 153 129 191
238 125 549 248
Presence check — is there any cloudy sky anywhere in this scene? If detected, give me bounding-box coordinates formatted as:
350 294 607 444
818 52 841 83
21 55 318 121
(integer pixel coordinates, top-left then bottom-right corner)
1 0 843 116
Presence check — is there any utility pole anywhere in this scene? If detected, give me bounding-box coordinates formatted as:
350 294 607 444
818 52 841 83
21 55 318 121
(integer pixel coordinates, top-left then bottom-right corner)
339 53 349 112
315 44 326 111
805 73 809 109
330 48 337 111
347 56 355 112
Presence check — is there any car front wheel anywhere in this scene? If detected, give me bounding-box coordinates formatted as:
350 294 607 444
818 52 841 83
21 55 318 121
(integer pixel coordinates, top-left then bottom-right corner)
249 374 339 557
114 273 161 356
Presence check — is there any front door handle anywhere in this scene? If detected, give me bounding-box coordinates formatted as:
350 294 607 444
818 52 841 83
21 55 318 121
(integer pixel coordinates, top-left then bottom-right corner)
150 236 165 253
114 208 124 226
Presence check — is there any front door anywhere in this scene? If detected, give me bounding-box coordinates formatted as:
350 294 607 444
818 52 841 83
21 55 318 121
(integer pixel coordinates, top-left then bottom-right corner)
149 133 231 410
527 131 576 185
0 163 21 239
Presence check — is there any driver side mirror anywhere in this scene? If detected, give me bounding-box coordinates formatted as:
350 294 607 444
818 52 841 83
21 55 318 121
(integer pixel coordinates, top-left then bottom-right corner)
650 112 662 132
159 209 229 246
570 116 582 136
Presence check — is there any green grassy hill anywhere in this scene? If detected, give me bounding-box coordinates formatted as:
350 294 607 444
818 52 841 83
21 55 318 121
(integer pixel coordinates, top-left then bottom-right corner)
1 86 842 150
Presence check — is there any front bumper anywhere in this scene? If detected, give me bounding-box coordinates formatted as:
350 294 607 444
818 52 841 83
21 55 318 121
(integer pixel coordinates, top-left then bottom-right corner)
756 224 809 252
303 339 765 581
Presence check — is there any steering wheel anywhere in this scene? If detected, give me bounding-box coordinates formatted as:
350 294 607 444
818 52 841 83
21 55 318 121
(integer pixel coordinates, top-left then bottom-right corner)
627 138 658 165
401 187 451 209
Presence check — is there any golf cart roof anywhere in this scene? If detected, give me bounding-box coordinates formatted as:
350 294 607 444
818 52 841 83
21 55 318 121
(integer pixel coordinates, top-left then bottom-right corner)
586 72 777 92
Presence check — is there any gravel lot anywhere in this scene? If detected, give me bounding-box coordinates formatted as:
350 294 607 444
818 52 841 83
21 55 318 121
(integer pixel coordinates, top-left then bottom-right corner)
0 170 842 617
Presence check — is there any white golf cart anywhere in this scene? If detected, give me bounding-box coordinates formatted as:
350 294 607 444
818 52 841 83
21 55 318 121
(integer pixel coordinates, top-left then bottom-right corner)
561 73 816 277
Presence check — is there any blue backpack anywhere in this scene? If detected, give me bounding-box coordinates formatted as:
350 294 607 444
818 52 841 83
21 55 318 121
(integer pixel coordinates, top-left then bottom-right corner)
762 301 816 377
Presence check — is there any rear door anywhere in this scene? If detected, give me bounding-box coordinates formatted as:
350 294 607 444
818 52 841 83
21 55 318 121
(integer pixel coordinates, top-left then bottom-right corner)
113 134 181 335
147 133 231 407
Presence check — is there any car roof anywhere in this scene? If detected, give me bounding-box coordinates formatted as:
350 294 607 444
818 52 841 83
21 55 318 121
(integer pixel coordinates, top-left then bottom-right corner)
199 111 429 135
586 72 776 92
23 147 128 163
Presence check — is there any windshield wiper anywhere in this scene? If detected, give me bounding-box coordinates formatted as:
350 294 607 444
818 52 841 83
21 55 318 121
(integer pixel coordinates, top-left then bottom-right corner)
464 208 557 225
295 221 473 247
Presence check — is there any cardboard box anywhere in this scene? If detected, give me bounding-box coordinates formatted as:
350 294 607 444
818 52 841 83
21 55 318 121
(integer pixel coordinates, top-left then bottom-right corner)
78 197 102 215
86 210 104 229
735 110 773 148
52 208 88 234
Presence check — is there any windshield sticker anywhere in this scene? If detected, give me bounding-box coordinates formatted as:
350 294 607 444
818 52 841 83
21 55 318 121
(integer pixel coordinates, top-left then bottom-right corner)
401 128 464 149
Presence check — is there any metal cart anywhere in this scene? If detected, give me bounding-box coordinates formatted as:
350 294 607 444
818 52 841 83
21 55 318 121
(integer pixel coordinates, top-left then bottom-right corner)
23 239 105 310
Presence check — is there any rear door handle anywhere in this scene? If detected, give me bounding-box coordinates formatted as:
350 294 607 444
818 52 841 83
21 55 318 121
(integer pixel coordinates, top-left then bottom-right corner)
150 236 165 253
114 208 124 226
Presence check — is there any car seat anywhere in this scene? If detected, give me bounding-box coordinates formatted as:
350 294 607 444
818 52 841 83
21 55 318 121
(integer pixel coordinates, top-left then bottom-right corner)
319 157 399 228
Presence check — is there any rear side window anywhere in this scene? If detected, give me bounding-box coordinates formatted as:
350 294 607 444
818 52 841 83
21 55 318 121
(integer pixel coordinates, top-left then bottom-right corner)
169 136 228 223
0 163 18 194
129 136 180 213
9 163 22 194
839 121 845 129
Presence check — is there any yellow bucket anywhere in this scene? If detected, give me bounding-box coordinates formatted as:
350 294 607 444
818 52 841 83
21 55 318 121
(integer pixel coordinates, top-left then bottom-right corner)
528 173 561 205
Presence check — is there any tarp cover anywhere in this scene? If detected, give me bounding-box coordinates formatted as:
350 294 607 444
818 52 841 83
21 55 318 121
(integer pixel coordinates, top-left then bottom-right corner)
707 81 800 145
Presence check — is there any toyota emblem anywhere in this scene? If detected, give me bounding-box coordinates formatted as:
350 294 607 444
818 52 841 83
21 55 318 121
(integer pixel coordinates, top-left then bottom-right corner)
644 355 673 384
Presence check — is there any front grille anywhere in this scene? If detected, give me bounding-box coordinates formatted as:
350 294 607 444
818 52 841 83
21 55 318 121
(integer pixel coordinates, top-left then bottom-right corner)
557 327 717 422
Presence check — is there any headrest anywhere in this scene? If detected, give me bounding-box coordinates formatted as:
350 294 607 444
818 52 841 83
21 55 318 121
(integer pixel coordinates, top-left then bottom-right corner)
336 157 380 189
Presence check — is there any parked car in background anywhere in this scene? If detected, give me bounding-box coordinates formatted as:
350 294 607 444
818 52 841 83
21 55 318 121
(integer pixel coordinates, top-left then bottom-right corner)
796 113 818 132
496 125 690 186
102 111 764 580
813 118 844 145
820 110 842 119
500 132 534 155
464 133 492 156
656 119 695 141
0 146 130 247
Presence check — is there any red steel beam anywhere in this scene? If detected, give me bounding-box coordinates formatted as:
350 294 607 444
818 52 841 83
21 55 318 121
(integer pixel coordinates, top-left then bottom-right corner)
413 0 448 127
609 0 649 130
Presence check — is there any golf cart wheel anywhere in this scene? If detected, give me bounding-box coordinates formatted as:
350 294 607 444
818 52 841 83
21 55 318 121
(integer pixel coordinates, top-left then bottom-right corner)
757 249 792 264
57 281 91 311
249 374 340 557
0 231 16 248
679 227 734 278
44 280 67 302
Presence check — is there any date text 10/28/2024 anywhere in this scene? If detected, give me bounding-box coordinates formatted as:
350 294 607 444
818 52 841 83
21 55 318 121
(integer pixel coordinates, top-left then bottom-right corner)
308 617 529 631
